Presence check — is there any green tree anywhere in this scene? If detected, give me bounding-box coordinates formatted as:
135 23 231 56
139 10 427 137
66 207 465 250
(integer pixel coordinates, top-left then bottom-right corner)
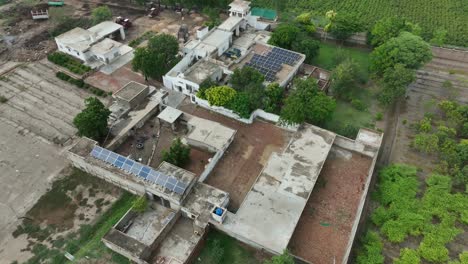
369 17 420 47
203 7 221 29
370 32 432 76
197 78 217 99
230 66 265 110
268 24 301 50
328 12 364 42
205 86 237 106
412 133 439 154
330 59 364 99
263 83 284 114
379 63 416 105
291 38 320 63
264 250 295 264
228 92 252 118
280 78 336 125
430 28 448 47
73 97 110 140
132 34 179 80
132 196 148 213
91 6 112 25
161 138 191 167
230 66 265 91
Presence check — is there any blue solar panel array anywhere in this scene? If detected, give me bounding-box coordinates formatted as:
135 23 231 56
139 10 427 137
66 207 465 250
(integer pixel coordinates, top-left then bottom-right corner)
90 146 187 195
245 47 302 82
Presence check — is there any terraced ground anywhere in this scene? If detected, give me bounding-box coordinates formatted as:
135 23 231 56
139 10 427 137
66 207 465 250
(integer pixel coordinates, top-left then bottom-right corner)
0 60 108 144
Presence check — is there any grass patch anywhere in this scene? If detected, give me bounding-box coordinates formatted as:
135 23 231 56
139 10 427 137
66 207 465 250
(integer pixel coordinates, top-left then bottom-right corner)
196 230 260 264
324 99 374 138
311 42 370 73
71 192 136 260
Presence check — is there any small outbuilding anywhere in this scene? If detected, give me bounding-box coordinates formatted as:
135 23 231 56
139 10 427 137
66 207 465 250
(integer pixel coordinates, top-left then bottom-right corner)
113 81 149 110
157 106 183 130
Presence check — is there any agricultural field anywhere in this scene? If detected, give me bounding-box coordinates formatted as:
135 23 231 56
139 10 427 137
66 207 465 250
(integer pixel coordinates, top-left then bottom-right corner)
252 0 468 47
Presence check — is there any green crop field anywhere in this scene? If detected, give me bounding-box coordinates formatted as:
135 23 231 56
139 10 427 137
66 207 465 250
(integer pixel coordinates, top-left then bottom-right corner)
252 0 468 47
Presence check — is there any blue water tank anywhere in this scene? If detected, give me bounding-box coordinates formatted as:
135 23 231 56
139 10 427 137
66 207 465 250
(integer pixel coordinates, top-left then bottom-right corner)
215 208 223 216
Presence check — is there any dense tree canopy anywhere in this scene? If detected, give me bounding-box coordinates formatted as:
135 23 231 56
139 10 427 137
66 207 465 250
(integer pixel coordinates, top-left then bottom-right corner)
330 59 364 99
378 63 416 105
369 17 421 47
268 24 301 50
132 34 179 80
280 78 336 125
91 6 112 25
327 12 364 41
370 32 432 76
73 97 111 140
291 39 320 63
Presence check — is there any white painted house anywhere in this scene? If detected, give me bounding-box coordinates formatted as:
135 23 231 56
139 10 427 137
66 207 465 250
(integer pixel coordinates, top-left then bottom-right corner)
55 21 128 67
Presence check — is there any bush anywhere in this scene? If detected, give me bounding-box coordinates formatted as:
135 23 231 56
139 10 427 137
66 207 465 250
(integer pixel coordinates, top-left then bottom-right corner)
205 86 237 107
375 112 383 121
48 52 91 75
161 138 191 167
351 99 367 111
56 72 107 97
355 231 384 264
132 196 148 213
0 95 8 103
394 248 420 264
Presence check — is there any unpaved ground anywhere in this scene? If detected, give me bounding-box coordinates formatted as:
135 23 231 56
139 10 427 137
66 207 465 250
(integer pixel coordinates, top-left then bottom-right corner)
389 49 468 176
0 168 122 263
0 60 108 144
289 146 373 264
377 48 468 260
85 60 146 93
178 99 292 212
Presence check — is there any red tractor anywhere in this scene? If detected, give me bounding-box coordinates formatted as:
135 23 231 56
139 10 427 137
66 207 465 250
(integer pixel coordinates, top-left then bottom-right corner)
115 16 132 30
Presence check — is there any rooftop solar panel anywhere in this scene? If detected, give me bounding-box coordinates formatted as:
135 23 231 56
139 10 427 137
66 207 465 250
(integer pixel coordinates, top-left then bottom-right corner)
89 146 188 195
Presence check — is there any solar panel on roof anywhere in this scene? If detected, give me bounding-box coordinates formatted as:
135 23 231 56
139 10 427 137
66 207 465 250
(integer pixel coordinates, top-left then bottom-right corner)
89 146 188 195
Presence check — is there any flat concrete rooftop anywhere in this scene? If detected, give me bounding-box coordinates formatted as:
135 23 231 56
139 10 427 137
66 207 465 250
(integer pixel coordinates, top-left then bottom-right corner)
114 81 148 102
185 114 236 152
90 38 123 55
183 59 221 85
216 124 336 254
124 203 176 246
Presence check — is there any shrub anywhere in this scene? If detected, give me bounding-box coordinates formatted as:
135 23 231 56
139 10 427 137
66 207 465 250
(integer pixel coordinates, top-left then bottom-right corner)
161 138 191 167
0 95 8 103
351 99 367 111
227 92 252 118
48 52 91 75
375 112 383 121
132 196 148 213
394 248 420 264
205 86 237 107
355 231 384 264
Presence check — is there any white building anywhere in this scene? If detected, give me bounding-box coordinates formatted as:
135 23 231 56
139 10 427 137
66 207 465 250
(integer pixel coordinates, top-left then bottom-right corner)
229 0 278 30
55 21 128 67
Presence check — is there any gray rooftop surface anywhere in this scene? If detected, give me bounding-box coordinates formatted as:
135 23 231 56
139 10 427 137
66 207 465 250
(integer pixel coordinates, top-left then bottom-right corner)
158 106 183 124
185 114 236 151
114 81 148 102
216 124 336 254
90 38 123 55
125 203 177 245
183 59 221 85
88 21 123 39
202 29 232 48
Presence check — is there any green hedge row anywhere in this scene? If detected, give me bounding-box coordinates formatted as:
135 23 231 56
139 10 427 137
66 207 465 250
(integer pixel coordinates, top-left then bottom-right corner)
128 31 157 48
56 72 108 97
48 52 92 75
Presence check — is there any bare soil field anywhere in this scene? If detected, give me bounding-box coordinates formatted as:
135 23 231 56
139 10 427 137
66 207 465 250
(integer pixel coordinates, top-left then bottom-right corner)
0 168 122 264
390 49 468 176
0 60 108 144
178 99 292 212
289 146 373 264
